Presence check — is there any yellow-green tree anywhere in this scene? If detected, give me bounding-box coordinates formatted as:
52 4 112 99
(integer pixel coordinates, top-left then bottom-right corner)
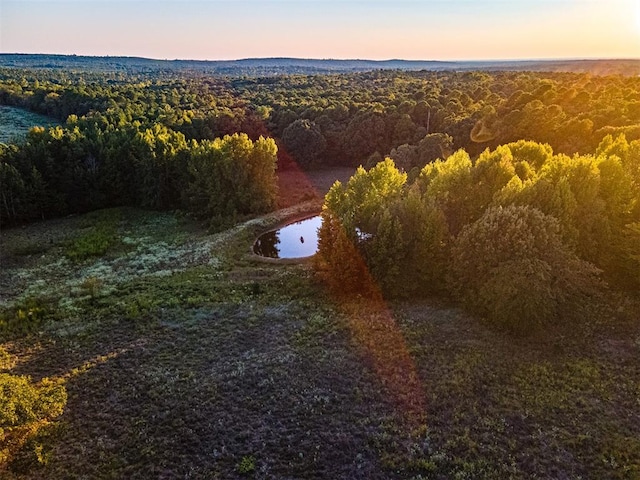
316 158 406 295
185 133 277 224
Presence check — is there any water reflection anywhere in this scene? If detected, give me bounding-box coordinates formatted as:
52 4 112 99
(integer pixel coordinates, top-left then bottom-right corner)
254 215 322 259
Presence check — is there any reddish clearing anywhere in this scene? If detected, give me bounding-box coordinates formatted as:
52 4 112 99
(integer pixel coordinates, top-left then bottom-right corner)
276 166 356 208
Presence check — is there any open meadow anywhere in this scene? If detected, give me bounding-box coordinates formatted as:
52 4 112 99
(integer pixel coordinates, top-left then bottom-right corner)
1 194 639 479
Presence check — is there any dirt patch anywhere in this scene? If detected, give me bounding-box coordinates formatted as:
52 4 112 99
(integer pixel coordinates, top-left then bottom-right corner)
277 166 356 208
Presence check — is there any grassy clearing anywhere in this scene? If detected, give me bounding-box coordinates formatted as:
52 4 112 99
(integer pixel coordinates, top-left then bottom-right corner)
0 206 639 478
0 106 59 144
63 209 123 262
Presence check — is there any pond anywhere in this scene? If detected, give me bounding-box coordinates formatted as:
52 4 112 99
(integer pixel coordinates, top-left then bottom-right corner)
253 215 322 259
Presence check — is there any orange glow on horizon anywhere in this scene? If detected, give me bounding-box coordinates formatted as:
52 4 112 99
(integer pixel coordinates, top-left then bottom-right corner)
2 0 639 62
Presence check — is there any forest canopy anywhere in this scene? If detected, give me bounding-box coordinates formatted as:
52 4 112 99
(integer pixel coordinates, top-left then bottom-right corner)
316 137 640 331
2 67 640 227
1 66 639 325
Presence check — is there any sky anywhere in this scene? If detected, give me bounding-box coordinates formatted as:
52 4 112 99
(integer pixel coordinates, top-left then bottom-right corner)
1 0 639 61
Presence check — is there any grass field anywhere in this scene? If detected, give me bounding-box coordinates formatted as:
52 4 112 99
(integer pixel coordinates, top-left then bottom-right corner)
1 203 639 479
0 106 59 144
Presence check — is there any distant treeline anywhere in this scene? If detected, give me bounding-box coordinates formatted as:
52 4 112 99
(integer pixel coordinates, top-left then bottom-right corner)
1 54 639 76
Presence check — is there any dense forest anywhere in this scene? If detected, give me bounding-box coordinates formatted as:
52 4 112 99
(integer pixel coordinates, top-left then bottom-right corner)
317 139 639 330
2 66 640 227
0 69 279 227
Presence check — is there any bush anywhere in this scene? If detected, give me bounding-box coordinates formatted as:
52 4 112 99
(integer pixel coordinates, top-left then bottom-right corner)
450 205 603 332
0 375 66 429
236 455 256 475
65 209 121 261
0 374 67 466
79 276 103 299
65 227 115 261
0 347 15 370
0 297 52 340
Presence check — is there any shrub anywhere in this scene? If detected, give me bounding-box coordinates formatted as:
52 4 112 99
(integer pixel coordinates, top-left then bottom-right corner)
0 297 52 340
0 375 66 429
0 374 67 466
79 276 103 299
65 209 121 261
236 455 256 475
65 225 117 261
450 205 603 332
0 348 14 370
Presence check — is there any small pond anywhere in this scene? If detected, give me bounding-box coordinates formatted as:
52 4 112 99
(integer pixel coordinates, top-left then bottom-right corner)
254 215 322 259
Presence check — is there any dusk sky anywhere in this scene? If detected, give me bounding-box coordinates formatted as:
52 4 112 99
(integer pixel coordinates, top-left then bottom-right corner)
1 0 639 61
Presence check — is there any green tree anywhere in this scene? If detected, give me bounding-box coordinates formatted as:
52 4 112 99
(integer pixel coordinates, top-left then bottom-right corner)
418 149 475 235
450 205 603 332
0 161 25 225
365 187 450 297
316 158 407 295
342 112 388 165
135 123 189 209
281 119 327 168
416 133 453 166
185 133 278 223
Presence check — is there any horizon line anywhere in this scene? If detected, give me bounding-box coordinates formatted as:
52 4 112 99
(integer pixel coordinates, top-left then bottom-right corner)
2 52 640 64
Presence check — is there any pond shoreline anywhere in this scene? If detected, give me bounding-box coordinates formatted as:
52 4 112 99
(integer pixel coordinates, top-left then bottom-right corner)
249 207 322 264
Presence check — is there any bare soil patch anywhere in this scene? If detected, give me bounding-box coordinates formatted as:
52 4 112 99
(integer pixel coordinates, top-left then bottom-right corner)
276 166 356 208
